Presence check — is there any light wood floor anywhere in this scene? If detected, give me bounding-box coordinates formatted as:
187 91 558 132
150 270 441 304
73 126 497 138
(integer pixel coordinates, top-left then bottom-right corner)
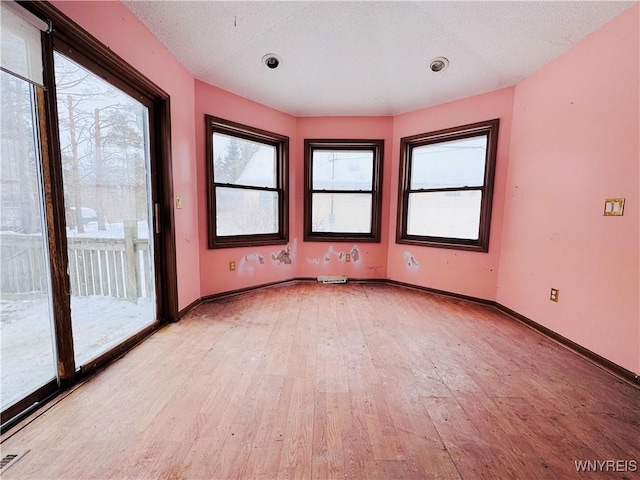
2 282 638 479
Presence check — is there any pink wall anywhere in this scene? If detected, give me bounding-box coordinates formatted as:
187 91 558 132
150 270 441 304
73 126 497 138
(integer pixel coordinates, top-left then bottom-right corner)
387 88 514 301
295 117 393 279
51 1 200 311
194 81 299 295
497 5 639 373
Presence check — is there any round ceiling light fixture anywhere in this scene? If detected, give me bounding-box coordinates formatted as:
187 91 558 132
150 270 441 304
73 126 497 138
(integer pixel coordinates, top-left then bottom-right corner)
262 53 282 69
429 56 449 73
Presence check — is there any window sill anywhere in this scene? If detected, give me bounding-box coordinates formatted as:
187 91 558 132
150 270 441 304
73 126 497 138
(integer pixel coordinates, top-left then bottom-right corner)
304 232 381 243
396 236 488 253
208 235 288 249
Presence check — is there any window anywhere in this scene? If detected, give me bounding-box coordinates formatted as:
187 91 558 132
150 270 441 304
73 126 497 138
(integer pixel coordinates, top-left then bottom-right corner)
396 119 499 252
304 139 383 242
206 115 288 248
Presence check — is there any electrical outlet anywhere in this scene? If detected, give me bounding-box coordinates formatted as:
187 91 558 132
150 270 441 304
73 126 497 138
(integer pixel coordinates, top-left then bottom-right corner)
229 261 236 272
345 253 351 262
550 288 559 302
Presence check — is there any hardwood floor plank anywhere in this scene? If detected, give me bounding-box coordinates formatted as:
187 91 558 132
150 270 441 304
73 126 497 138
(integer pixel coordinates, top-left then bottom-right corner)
367 389 404 461
278 378 314 479
311 392 345 479
339 390 370 480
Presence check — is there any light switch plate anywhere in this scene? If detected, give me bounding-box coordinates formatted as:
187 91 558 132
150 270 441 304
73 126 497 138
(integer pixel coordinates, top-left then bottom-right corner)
175 196 182 209
604 198 624 216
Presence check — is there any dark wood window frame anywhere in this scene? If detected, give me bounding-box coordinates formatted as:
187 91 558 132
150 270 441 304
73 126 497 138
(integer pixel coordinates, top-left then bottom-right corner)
304 139 384 243
2 1 178 431
396 119 499 252
205 115 289 249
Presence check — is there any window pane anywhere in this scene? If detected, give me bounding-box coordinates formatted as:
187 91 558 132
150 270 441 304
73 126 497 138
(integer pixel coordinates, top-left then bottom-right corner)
312 150 373 190
311 193 372 233
407 191 481 240
54 52 156 367
1 71 57 409
216 187 278 236
213 132 276 188
411 136 487 189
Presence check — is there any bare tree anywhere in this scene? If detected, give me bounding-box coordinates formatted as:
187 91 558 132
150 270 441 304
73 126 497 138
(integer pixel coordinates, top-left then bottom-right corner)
0 72 40 234
54 52 146 233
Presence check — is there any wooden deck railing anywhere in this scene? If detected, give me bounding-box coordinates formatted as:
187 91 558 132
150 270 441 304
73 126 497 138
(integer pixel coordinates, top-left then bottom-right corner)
0 228 151 301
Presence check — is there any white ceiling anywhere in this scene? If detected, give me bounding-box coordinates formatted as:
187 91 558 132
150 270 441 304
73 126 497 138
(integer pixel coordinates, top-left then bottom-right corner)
123 1 635 117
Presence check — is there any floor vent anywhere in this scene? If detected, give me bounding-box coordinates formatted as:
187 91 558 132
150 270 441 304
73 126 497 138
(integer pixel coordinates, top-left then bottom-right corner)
0 451 29 474
317 275 348 284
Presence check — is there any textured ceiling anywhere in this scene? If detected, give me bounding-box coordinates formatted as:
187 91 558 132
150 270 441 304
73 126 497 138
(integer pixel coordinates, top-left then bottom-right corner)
123 1 635 117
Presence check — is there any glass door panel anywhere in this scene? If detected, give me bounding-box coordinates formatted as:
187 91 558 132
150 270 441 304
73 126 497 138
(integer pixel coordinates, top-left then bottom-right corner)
53 52 156 367
0 71 57 410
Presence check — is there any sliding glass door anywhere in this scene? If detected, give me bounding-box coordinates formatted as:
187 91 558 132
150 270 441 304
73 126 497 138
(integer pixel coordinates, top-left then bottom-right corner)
1 1 175 428
53 52 157 367
0 71 58 412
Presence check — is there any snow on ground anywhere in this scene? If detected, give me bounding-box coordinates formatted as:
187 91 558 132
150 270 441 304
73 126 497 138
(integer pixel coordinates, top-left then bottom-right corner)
0 295 153 408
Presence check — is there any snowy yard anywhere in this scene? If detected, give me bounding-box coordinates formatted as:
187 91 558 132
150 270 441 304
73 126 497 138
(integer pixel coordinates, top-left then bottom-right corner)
0 295 154 408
